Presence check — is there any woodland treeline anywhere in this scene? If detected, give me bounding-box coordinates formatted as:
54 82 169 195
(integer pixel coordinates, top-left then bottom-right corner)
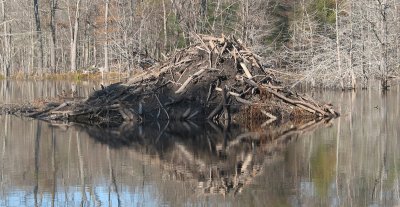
0 0 399 88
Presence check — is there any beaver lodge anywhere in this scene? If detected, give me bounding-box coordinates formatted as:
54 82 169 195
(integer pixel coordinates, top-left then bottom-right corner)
1 34 339 126
0 34 340 197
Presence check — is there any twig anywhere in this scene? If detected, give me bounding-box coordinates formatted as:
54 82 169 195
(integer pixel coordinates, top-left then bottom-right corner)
260 110 277 126
206 83 215 104
155 121 170 143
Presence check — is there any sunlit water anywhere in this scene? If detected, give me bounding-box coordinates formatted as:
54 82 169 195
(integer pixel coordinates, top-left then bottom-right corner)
1 80 400 207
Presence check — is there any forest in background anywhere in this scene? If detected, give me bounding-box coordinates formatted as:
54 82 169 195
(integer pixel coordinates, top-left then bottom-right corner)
0 0 399 89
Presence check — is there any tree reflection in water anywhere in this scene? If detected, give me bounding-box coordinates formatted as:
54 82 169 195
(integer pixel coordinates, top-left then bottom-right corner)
2 81 400 206
81 119 333 196
0 114 332 206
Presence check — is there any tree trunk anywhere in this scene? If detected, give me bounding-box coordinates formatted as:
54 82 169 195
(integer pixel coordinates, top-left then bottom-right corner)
381 0 389 90
242 0 249 43
30 21 34 74
211 0 220 32
335 0 343 90
104 0 110 72
349 0 356 89
50 0 58 73
68 0 81 72
71 38 77 71
1 1 11 77
162 0 168 50
200 0 207 31
94 39 97 67
361 4 368 89
33 0 44 73
69 0 81 72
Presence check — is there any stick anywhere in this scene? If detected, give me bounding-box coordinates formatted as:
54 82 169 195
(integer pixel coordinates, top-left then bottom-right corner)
175 68 206 94
215 87 240 97
207 100 224 120
240 62 253 79
222 86 230 123
264 87 327 116
219 42 227 57
187 110 200 120
244 79 259 88
154 94 170 120
206 83 215 104
181 108 191 119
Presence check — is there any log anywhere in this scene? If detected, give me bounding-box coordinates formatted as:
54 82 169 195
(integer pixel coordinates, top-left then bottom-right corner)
175 68 206 94
263 87 328 116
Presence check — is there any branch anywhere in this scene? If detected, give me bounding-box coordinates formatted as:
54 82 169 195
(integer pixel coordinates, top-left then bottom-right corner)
363 16 383 45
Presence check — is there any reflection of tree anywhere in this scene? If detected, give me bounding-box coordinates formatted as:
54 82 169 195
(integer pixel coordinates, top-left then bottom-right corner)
4 88 400 206
76 131 87 206
51 128 57 207
311 143 336 199
0 115 8 197
1 115 8 185
81 119 333 196
34 121 41 207
107 146 121 207
373 91 389 201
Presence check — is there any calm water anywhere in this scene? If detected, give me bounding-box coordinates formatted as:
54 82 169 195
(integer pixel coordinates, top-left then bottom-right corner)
1 80 400 207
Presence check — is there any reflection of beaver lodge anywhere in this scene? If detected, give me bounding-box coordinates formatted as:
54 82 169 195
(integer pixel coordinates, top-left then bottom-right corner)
80 119 332 196
22 34 338 125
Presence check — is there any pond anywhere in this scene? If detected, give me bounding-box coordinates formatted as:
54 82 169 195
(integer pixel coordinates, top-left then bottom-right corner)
1 80 400 207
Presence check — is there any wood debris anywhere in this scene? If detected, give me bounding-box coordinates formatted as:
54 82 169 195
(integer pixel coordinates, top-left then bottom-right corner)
3 34 339 125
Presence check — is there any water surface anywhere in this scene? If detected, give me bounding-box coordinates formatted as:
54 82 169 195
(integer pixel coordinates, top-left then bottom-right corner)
1 80 400 206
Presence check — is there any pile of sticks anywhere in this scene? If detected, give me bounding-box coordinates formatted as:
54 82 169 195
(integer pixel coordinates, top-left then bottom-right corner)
23 34 339 125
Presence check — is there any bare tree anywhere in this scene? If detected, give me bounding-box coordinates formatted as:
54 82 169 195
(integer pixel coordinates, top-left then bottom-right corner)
67 0 82 72
33 0 44 73
104 0 110 72
335 0 343 89
0 0 396 87
1 0 11 77
284 0 400 89
50 0 58 73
